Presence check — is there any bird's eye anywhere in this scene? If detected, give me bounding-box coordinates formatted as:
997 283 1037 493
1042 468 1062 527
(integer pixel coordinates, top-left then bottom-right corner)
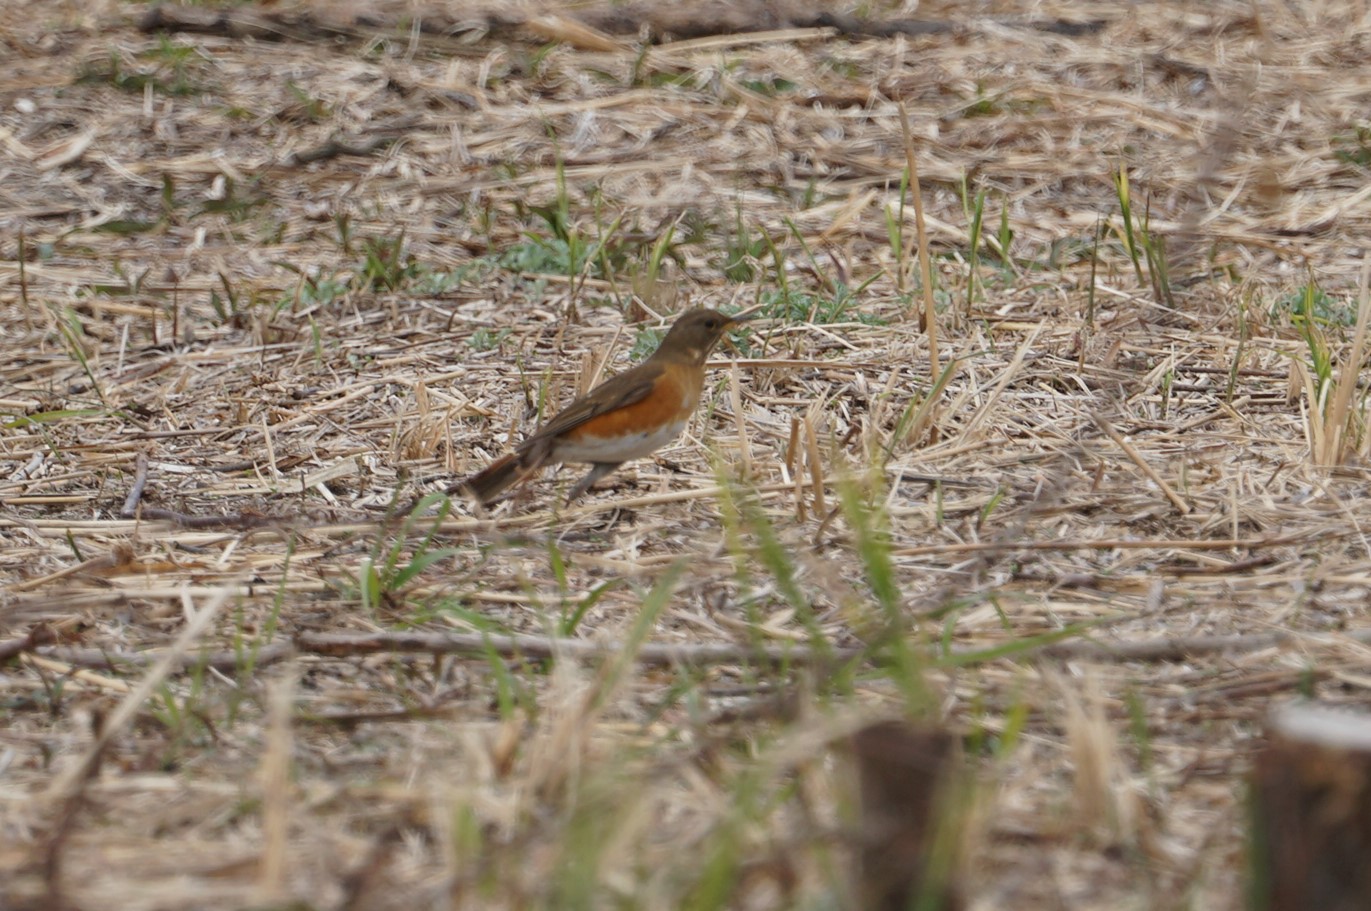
706 318 718 329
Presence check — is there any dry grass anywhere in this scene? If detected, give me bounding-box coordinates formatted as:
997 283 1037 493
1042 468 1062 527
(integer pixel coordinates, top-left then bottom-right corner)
4 1 1371 908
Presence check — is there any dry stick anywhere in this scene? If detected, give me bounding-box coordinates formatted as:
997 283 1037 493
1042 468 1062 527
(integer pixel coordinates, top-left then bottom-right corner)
34 620 1371 675
524 14 625 52
120 451 150 517
1091 411 1191 515
898 101 940 378
258 673 295 903
6 551 128 594
39 584 235 902
297 631 851 667
1249 702 1371 909
1034 628 1359 662
46 583 236 800
30 619 1371 676
1321 256 1371 464
287 130 408 166
22 652 132 694
803 409 827 516
338 826 405 911
29 632 850 674
109 450 291 530
0 625 54 661
583 323 625 392
894 532 1305 557
18 228 33 329
22 641 298 673
729 360 752 478
959 322 1042 439
786 416 806 521
850 721 965 910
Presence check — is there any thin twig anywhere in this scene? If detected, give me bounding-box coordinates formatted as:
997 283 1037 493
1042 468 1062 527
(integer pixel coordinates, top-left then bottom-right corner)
27 631 854 674
898 101 940 377
0 624 55 662
1037 627 1371 662
300 630 854 668
24 621 1371 677
46 584 237 800
119 452 150 518
893 532 1307 557
1091 411 1191 515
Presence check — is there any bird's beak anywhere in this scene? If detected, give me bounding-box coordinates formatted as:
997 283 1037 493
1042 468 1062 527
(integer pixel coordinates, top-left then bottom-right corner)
715 305 759 355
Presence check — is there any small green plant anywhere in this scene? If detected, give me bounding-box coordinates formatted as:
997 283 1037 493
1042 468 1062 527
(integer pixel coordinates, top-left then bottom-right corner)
584 562 684 716
511 154 580 274
997 689 1031 759
629 325 665 360
629 218 686 305
720 209 768 282
756 280 882 326
92 216 163 237
995 197 1015 267
196 175 269 222
53 306 108 407
297 273 351 309
1284 275 1371 465
1124 687 1154 775
1290 282 1336 406
227 540 294 724
1140 203 1174 308
884 167 911 289
738 74 799 97
1273 280 1356 328
499 236 572 275
470 326 512 351
1084 217 1103 335
413 262 486 296
357 494 460 615
79 38 210 97
963 81 1002 118
819 55 861 78
975 487 1006 532
1112 163 1146 286
359 231 420 291
1112 164 1173 307
499 172 636 309
148 660 215 764
677 772 764 908
961 176 987 311
713 471 833 661
1333 124 1371 167
1227 289 1251 403
885 357 959 458
835 469 930 713
283 79 330 123
557 578 619 638
2 407 107 430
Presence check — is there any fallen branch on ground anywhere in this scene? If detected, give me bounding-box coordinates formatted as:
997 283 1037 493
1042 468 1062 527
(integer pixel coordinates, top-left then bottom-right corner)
137 1 1107 46
8 624 1371 679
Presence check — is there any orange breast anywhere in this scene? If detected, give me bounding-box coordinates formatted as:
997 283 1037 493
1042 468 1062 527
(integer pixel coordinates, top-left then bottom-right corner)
561 363 701 444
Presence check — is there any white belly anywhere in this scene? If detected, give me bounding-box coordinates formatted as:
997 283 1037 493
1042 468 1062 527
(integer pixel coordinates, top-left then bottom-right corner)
552 418 688 464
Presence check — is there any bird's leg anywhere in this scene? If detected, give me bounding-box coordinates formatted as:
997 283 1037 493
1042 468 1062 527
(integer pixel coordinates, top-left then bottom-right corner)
566 462 622 503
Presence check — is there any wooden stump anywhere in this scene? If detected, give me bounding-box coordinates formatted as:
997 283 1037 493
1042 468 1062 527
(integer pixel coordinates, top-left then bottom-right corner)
1248 702 1371 911
850 720 965 911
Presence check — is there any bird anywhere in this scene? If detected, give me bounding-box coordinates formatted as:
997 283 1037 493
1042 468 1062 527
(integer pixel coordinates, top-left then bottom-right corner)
459 308 746 506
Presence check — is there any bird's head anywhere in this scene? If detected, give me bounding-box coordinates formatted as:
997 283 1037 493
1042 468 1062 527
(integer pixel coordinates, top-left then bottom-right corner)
655 308 747 364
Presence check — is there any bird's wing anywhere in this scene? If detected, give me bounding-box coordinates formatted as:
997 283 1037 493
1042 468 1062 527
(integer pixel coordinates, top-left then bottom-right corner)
519 360 663 448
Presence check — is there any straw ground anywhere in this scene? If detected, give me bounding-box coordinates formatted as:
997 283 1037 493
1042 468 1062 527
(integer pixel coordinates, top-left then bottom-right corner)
3 1 1371 908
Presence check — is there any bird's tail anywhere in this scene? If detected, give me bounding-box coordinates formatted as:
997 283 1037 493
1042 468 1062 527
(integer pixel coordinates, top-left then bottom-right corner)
456 453 525 505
